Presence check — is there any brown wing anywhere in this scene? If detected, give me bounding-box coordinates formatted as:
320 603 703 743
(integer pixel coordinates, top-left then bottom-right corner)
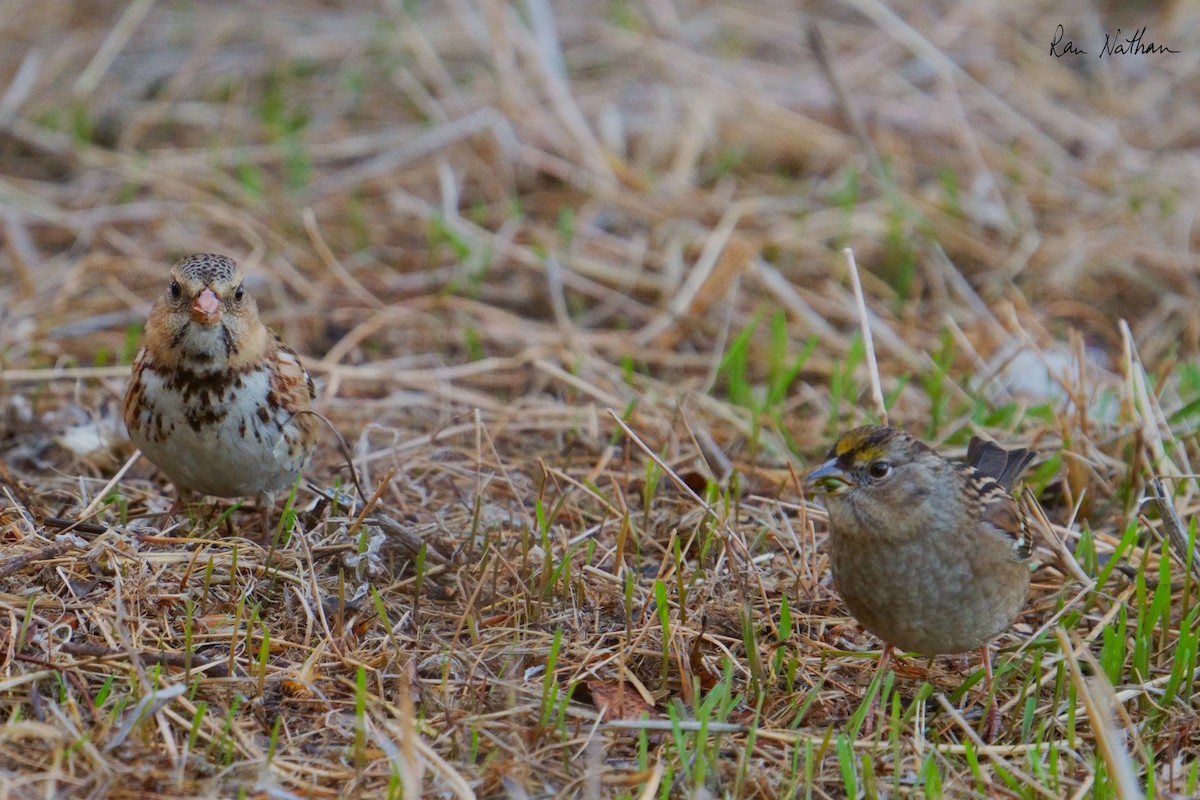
272 331 316 401
964 465 1033 561
981 487 1032 560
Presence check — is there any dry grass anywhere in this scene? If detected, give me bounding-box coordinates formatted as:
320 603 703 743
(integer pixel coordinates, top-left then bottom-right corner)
2 0 1199 797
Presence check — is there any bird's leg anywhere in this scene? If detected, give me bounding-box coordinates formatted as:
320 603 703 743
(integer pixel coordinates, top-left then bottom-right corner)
980 644 1001 742
162 496 183 528
162 489 195 533
257 491 277 540
861 643 894 737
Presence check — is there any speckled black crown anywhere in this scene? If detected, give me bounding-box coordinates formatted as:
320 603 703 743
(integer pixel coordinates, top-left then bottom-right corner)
175 253 239 283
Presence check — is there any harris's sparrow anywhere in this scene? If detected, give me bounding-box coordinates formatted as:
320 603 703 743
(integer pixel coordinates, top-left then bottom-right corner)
123 254 317 529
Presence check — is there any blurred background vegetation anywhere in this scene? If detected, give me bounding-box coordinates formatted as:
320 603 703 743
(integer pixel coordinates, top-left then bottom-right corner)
0 0 1197 797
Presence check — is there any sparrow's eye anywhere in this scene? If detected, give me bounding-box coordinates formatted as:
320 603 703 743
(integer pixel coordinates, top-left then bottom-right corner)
867 461 892 479
234 284 245 302
169 281 182 301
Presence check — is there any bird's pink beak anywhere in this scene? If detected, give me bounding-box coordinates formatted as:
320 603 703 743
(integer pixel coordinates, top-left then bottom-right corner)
190 287 222 324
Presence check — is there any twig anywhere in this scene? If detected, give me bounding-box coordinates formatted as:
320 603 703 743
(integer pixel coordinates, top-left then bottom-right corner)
808 22 884 180
0 539 80 580
72 0 157 97
1054 628 1142 800
78 450 142 520
43 517 110 536
1146 477 1200 580
303 207 382 309
844 247 887 425
1021 489 1092 586
371 514 451 567
57 642 230 678
293 410 367 505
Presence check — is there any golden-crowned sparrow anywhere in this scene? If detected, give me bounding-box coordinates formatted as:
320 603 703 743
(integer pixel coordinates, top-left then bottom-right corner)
804 425 1036 732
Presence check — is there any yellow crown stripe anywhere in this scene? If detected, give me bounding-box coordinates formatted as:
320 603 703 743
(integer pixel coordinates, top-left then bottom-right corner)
833 427 890 461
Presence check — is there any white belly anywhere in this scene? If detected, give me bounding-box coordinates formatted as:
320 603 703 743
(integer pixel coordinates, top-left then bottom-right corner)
128 368 311 498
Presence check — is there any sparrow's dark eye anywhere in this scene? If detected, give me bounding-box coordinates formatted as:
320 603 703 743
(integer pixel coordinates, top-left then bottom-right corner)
868 461 892 479
234 284 245 302
169 281 182 301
